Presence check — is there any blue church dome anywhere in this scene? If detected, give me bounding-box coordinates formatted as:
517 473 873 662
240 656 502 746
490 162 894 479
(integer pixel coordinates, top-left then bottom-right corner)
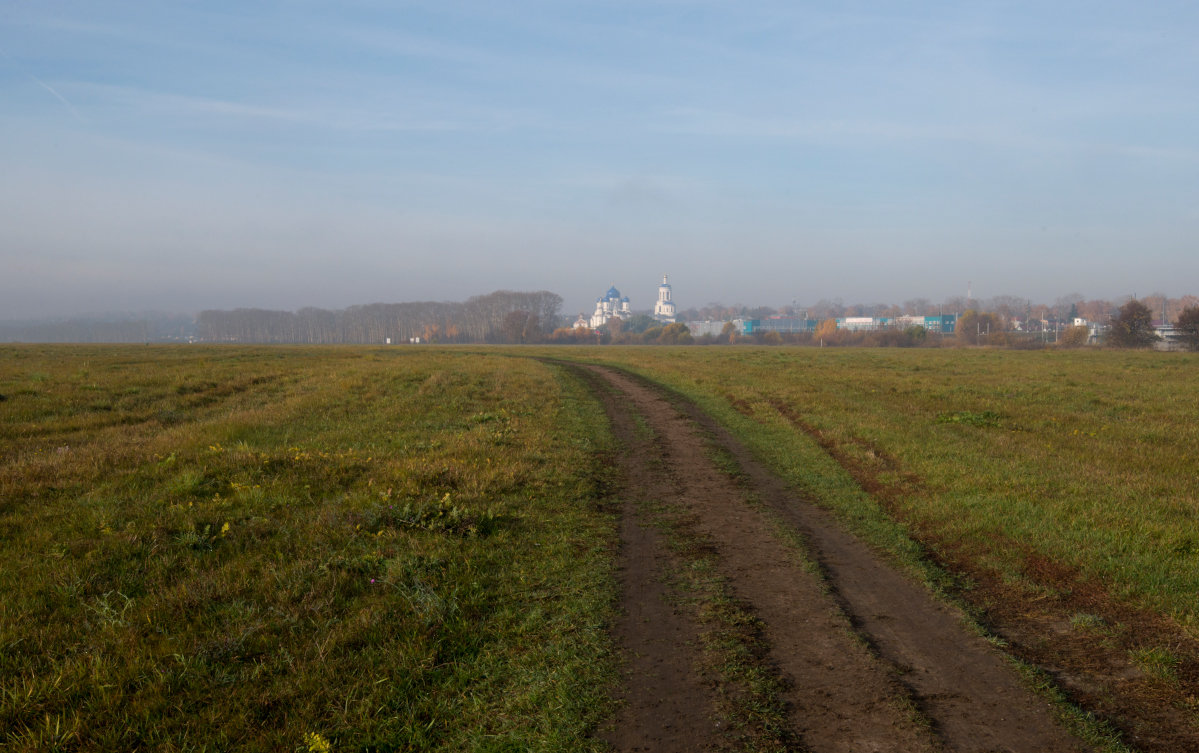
605 286 621 299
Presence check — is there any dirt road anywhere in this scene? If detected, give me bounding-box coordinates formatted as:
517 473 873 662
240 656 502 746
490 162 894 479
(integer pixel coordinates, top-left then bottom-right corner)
581 364 1091 753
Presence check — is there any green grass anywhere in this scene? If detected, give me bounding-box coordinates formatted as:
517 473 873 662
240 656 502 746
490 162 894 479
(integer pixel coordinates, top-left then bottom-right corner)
1129 645 1180 683
9 343 1199 749
0 345 618 752
544 346 1199 633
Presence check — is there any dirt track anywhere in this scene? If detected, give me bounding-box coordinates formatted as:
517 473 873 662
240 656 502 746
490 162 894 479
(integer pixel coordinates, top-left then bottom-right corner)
582 364 1091 753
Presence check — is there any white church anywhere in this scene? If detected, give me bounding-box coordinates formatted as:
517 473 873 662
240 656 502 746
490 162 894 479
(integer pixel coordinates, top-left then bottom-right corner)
586 286 632 329
573 275 677 329
653 275 677 323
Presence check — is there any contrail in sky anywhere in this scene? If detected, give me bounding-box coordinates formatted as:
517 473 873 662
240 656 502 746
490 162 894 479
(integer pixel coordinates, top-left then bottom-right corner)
0 44 84 122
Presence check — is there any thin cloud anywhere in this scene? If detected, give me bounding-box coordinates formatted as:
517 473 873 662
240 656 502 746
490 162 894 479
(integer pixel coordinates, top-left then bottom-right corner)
27 73 83 121
0 45 83 122
76 82 514 134
647 103 1199 168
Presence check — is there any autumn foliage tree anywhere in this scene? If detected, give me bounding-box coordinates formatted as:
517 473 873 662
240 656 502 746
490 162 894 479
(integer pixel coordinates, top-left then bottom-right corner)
955 310 1004 346
814 319 837 340
653 322 693 345
547 327 590 344
1108 299 1158 348
1059 324 1090 348
1175 306 1199 351
719 321 739 344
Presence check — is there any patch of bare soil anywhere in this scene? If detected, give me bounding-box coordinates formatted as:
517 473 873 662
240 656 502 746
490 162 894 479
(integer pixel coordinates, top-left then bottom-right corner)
581 364 1090 753
591 370 727 753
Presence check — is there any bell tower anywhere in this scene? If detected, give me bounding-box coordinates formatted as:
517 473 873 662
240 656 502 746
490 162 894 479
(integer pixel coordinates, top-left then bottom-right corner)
653 274 677 323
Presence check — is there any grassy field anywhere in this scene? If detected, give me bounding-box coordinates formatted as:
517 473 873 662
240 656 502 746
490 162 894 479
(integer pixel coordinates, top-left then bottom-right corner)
554 346 1199 684
6 343 1199 749
0 346 618 752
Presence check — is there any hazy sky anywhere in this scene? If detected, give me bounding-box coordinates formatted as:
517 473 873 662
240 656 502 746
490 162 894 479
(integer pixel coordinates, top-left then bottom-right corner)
3 1 1198 319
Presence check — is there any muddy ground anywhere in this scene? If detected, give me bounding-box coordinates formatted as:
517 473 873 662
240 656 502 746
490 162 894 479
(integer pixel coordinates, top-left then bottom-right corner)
578 363 1096 753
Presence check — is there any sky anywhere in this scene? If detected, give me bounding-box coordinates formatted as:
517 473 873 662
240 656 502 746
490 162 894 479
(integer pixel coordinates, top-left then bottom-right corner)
3 1 1199 319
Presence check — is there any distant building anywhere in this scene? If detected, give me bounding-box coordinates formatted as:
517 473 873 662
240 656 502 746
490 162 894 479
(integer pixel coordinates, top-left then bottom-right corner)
572 313 590 329
742 317 815 334
740 314 957 335
1155 323 1182 351
883 315 957 334
590 286 632 328
687 320 741 338
653 275 677 323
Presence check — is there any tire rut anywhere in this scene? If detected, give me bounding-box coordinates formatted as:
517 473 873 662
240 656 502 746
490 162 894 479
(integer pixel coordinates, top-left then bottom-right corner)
587 364 728 752
580 364 1093 753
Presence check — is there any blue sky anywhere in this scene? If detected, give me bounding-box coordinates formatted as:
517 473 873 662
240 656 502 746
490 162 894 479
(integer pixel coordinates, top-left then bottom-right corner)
3 1 1198 319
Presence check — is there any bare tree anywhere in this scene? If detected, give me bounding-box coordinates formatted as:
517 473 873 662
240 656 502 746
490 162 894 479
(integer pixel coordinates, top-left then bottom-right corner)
193 289 561 344
1139 292 1170 325
903 298 932 316
986 295 1025 321
1076 299 1114 324
810 298 845 319
942 296 969 315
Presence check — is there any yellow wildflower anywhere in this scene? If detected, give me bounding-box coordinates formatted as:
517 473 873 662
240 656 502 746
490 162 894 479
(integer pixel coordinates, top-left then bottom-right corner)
303 732 332 753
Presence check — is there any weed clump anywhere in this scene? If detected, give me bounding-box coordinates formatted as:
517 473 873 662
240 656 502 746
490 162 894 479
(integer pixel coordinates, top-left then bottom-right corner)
371 494 503 538
155 408 187 425
1069 613 1107 631
1130 645 1179 683
936 410 1002 428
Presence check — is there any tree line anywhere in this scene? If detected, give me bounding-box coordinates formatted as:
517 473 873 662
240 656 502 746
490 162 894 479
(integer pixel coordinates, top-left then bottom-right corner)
5 289 1199 349
0 314 194 344
195 290 562 344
